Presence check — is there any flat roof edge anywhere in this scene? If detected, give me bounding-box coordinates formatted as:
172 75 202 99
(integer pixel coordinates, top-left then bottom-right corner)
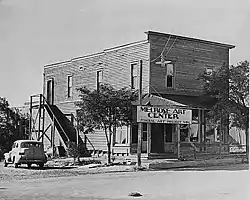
146 31 235 49
44 40 149 68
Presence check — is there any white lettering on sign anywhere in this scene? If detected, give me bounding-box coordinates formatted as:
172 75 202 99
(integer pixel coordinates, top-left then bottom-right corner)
137 106 192 124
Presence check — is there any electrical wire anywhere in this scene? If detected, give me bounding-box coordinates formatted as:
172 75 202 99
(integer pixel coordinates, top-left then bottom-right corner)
161 35 171 57
150 35 171 63
164 36 178 58
150 36 178 64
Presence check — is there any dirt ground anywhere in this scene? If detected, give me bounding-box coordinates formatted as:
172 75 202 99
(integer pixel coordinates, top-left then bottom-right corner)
0 161 135 182
0 168 249 200
0 157 248 182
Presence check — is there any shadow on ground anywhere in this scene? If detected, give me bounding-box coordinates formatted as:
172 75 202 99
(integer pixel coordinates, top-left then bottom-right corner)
13 166 77 170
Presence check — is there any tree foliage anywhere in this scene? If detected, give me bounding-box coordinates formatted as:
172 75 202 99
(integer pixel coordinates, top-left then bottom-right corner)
0 97 29 159
76 84 138 163
200 61 249 160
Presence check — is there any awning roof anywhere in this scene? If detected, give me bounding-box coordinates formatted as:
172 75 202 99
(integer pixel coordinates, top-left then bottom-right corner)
133 94 216 109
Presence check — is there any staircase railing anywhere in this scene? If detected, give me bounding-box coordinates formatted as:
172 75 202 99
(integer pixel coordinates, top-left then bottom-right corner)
37 94 70 143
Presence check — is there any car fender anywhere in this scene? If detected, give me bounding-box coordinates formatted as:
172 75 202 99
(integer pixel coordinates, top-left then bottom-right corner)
4 152 11 162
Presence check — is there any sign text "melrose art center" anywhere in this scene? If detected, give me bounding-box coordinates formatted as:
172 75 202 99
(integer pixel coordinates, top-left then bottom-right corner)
137 106 192 124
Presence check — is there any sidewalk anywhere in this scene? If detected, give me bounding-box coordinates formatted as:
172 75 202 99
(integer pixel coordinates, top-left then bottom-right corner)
146 157 248 170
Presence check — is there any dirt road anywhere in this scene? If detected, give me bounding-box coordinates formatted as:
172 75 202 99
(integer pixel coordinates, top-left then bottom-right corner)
0 169 249 200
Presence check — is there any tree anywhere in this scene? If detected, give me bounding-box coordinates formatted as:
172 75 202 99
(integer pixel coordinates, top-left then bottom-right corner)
200 61 249 161
0 97 29 159
76 84 137 164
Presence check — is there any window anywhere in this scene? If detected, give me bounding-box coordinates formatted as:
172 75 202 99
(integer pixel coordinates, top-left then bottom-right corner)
142 123 147 141
115 126 128 144
47 79 54 104
21 142 41 148
131 63 138 89
180 124 189 142
190 109 199 142
165 63 174 88
97 70 103 90
67 76 73 98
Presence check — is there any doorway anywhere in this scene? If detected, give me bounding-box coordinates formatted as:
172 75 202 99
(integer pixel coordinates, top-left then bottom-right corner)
151 123 164 153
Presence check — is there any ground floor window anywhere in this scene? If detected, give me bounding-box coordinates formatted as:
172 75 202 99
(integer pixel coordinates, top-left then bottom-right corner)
180 124 189 142
142 123 147 142
115 126 128 144
205 124 221 143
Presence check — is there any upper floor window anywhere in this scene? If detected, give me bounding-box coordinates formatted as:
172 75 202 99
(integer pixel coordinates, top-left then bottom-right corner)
131 63 138 89
165 63 174 88
97 70 103 91
47 78 54 104
67 76 73 98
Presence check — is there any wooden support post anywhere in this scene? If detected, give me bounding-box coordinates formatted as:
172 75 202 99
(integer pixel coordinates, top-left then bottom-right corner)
42 95 45 144
38 94 42 141
201 110 206 144
177 124 180 159
147 123 151 156
51 116 55 157
198 109 201 143
137 60 143 167
29 96 33 140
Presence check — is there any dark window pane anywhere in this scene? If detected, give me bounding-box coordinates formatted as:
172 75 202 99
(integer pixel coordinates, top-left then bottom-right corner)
132 124 138 143
167 76 173 87
165 124 172 142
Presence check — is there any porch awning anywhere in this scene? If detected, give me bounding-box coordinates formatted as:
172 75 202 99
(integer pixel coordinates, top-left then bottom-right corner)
132 94 188 107
132 94 216 109
160 94 217 109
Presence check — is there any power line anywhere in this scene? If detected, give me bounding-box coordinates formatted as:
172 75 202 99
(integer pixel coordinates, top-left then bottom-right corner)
150 35 171 63
161 35 171 57
164 37 178 58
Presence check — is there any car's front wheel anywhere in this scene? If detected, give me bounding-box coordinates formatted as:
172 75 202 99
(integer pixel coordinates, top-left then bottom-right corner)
4 159 8 167
38 163 44 169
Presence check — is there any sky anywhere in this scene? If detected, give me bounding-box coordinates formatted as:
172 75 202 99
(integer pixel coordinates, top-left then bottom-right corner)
0 0 249 106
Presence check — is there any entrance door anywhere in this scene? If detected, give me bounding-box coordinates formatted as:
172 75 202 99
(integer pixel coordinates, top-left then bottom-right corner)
47 79 54 105
151 123 164 153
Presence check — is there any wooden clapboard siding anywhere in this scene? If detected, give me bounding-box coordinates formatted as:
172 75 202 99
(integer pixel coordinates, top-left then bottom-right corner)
44 40 150 152
148 32 232 95
44 41 150 104
57 102 77 115
83 129 108 151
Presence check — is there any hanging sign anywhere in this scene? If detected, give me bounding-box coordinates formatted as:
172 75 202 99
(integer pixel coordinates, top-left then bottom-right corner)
137 106 192 124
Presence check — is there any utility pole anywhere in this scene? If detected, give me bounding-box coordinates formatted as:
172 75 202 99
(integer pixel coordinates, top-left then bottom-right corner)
137 60 143 167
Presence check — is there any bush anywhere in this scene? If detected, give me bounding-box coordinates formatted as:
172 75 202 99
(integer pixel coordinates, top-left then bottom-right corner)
66 141 90 162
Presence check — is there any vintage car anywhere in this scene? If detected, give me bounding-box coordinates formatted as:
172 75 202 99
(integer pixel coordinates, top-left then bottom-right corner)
4 140 47 168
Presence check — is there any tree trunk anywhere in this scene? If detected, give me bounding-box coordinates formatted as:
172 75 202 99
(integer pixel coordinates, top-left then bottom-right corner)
107 142 111 164
103 127 111 164
107 127 113 164
245 124 249 162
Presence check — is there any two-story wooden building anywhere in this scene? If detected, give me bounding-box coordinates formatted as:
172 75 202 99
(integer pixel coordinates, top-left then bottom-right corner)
31 31 235 159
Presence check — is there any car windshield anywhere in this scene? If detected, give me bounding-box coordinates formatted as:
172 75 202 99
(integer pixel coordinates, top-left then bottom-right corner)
21 142 42 148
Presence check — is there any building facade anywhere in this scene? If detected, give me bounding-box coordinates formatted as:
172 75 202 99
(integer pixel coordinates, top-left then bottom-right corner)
37 31 235 158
